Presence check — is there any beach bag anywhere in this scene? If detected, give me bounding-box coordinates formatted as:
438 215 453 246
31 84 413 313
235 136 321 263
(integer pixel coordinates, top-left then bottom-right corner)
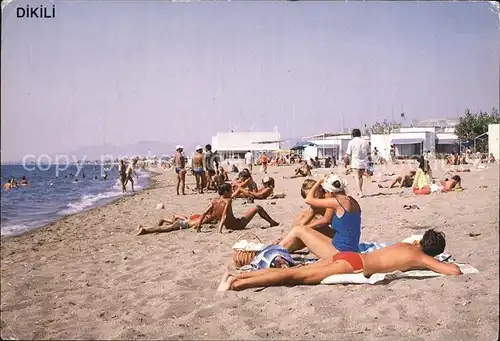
249 245 297 270
232 233 266 269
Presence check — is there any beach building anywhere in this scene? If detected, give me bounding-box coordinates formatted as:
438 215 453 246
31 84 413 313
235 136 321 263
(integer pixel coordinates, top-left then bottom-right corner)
211 131 281 161
488 124 500 160
292 132 352 160
370 118 459 158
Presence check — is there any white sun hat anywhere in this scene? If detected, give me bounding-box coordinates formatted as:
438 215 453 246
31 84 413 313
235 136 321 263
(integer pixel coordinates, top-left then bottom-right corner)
322 174 347 193
176 145 183 150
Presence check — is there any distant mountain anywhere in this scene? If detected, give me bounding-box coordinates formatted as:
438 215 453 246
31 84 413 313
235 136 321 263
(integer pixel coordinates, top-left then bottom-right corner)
64 141 176 161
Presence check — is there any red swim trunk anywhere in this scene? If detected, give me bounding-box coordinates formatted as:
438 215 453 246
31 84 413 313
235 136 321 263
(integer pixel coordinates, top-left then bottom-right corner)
332 252 364 273
190 214 201 221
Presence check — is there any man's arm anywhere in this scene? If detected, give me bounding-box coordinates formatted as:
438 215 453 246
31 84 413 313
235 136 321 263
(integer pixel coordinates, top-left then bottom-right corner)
252 187 273 200
420 254 462 275
217 200 230 233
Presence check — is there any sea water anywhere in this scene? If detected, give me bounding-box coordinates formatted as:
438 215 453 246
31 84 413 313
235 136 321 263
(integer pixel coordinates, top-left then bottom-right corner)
0 164 149 237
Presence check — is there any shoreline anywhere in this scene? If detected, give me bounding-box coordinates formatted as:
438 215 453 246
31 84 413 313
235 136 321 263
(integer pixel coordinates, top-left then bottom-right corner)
0 168 161 241
1 164 498 340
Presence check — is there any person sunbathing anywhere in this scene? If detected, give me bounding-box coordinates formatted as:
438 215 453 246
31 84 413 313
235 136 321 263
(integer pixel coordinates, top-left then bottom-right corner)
278 175 361 256
195 183 279 233
273 179 335 250
137 212 218 235
438 175 461 192
217 229 461 291
232 176 275 201
231 169 258 193
219 166 229 181
284 162 312 179
412 157 433 195
378 170 416 189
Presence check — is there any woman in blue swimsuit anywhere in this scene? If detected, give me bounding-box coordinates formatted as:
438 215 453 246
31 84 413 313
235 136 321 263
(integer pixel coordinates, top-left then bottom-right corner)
280 174 362 259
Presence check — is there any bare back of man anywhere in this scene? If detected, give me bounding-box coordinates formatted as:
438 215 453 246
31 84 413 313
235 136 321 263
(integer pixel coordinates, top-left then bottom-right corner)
216 198 279 233
192 151 206 193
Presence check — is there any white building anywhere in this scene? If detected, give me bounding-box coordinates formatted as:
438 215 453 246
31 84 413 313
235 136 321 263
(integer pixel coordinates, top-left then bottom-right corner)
211 131 281 161
293 132 353 160
488 124 499 160
371 118 459 158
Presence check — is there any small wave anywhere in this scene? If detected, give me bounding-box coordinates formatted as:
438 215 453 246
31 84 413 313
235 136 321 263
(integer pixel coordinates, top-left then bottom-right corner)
59 171 150 216
58 190 124 215
1 222 48 237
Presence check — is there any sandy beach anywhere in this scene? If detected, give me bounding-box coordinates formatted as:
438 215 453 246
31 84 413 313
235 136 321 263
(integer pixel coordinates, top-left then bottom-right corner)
1 161 498 340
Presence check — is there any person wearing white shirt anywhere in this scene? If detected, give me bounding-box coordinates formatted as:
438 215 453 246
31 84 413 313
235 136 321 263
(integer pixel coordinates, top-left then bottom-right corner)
345 129 370 197
244 151 254 172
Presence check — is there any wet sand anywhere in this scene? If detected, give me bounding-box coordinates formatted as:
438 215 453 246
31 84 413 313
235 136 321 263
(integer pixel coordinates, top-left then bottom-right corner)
1 161 498 340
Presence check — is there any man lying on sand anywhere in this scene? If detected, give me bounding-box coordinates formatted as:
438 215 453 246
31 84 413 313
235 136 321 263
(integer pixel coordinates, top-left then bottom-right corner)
217 229 461 291
378 170 416 189
437 175 461 192
137 212 218 235
283 161 312 179
197 183 279 233
232 176 275 201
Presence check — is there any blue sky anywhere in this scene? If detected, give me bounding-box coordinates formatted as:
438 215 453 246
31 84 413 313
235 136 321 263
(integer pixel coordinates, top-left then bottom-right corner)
1 0 499 161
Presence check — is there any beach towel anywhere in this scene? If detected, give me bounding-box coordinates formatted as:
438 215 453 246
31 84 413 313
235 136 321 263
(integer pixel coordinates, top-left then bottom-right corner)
248 245 297 270
321 263 479 285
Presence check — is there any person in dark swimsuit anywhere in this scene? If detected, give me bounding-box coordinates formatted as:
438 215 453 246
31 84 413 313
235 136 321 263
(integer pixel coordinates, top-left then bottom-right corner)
278 174 361 257
174 145 186 195
191 146 206 193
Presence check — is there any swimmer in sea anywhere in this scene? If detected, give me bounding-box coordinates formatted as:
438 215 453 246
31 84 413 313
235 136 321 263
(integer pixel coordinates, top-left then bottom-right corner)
19 176 28 186
191 146 206 194
174 145 186 195
124 158 139 192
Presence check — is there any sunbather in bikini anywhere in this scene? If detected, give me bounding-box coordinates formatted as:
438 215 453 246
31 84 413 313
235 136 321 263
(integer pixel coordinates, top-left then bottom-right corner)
217 229 461 291
232 176 275 201
278 175 361 256
194 183 279 233
284 162 312 179
378 170 416 188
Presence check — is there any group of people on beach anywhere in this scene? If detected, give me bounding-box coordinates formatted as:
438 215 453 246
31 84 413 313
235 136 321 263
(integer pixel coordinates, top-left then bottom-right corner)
137 128 483 291
217 173 462 291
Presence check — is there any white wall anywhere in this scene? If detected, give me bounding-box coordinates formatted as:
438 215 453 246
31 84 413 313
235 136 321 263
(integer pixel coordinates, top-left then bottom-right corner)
399 127 436 133
370 134 392 159
488 124 500 159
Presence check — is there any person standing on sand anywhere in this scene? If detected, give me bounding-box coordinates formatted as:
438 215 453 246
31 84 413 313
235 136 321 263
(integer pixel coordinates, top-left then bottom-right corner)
118 160 127 193
217 229 461 291
345 129 370 197
124 158 139 192
245 150 254 172
203 144 218 191
194 183 279 233
260 152 269 174
191 146 206 193
174 145 186 196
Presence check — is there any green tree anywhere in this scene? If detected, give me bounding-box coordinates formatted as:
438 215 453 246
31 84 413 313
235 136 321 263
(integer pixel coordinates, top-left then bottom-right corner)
364 120 402 135
454 108 500 152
